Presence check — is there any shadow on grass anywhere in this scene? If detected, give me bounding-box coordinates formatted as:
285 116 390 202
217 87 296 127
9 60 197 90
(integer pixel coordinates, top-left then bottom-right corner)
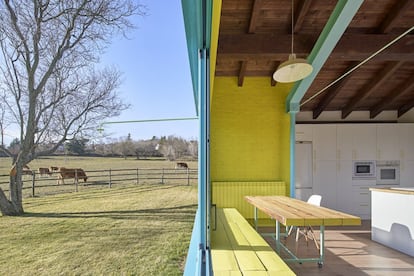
23 204 198 221
24 184 191 208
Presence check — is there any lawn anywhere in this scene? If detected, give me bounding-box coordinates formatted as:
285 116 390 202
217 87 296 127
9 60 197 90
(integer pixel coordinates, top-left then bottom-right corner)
0 183 198 275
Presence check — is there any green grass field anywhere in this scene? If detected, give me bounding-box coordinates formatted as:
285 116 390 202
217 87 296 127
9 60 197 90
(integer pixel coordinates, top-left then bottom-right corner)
0 157 198 275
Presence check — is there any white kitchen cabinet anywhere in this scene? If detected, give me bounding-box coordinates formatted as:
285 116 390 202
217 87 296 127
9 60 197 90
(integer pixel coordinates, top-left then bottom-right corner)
336 160 353 213
351 186 372 219
400 160 414 187
337 125 354 160
354 124 377 160
377 124 399 160
313 160 337 210
398 124 414 161
295 124 313 142
337 124 376 160
313 125 336 160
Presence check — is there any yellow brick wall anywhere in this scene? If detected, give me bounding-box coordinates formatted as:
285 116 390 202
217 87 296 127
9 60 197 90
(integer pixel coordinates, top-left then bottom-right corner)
210 77 292 193
212 181 287 219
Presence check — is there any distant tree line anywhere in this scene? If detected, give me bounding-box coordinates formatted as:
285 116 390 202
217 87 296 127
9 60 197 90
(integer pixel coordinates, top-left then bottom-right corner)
2 134 198 161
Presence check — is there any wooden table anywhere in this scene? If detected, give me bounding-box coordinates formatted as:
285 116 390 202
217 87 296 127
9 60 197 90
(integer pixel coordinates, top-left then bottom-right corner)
245 195 361 266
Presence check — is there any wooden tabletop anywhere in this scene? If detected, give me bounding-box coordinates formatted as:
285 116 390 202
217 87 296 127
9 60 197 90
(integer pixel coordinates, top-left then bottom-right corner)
245 196 361 227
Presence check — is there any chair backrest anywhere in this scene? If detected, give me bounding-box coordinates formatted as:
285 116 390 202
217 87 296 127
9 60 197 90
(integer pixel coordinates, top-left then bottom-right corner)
307 195 322 206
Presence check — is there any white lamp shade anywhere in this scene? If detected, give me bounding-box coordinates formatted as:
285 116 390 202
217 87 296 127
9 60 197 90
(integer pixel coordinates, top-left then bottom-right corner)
273 54 313 83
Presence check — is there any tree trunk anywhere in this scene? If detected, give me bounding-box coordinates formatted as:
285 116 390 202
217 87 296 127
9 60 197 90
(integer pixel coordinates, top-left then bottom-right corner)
0 176 24 216
0 187 22 216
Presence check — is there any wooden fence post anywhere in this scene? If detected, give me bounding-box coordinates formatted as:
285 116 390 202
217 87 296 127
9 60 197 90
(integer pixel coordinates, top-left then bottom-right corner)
187 168 190 186
75 169 78 192
109 168 112 188
136 168 139 184
161 168 164 184
32 172 36 197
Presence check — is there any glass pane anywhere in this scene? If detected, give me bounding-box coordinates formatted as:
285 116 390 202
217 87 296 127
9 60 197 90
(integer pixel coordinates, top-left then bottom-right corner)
380 169 395 180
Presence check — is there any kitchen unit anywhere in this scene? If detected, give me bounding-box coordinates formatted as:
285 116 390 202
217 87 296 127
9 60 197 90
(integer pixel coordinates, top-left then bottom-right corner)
294 142 313 201
295 123 414 219
370 188 414 257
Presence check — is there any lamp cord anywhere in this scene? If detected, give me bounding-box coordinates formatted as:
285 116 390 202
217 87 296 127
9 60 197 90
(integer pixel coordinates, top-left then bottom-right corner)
291 0 294 54
301 25 414 107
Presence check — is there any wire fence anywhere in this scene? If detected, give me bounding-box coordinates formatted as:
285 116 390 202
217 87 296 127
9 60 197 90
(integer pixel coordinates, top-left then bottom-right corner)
0 167 198 198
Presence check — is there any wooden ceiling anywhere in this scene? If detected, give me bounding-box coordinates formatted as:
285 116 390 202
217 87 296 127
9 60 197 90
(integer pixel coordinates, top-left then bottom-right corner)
215 0 414 119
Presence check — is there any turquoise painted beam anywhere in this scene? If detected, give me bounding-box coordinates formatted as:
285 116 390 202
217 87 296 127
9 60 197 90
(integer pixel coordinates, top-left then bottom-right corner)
287 0 364 199
286 0 364 113
181 0 203 116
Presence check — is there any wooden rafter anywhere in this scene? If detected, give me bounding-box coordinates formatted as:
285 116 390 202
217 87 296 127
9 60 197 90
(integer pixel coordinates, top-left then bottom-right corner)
238 61 248 87
248 0 263 33
312 62 359 119
218 34 414 61
294 0 312 33
237 0 264 87
378 0 414 33
398 102 414 117
370 77 414 118
341 61 404 118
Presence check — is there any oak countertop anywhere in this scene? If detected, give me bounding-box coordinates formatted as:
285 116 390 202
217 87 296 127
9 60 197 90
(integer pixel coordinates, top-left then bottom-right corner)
369 187 414 195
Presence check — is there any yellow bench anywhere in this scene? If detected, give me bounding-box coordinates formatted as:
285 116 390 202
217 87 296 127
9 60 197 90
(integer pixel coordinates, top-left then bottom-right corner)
211 208 295 275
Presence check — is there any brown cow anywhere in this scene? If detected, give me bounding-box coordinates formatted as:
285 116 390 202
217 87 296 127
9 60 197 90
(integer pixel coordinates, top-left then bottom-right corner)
10 164 33 176
38 167 52 177
57 167 88 185
50 166 59 172
175 162 188 169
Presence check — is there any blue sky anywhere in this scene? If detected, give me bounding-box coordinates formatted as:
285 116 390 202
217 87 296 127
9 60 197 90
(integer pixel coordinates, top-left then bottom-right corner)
98 1 198 142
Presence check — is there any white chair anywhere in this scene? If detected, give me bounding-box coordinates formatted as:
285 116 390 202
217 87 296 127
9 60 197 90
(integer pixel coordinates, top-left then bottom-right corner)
295 195 322 250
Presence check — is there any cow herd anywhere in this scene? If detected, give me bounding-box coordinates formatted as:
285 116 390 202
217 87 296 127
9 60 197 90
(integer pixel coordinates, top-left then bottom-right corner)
10 162 189 185
10 165 88 185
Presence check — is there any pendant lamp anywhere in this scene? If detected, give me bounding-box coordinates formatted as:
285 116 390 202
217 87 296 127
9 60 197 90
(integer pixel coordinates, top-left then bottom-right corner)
273 0 313 83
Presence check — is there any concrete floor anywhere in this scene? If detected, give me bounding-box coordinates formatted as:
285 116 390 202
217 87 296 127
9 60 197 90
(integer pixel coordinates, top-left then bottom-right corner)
259 220 414 276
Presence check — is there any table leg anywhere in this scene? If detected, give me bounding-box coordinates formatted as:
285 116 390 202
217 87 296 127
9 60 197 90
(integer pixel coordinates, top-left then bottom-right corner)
318 225 325 267
275 220 281 254
254 206 258 231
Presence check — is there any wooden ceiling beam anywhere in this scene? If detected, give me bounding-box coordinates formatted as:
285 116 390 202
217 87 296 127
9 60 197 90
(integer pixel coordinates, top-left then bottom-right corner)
378 0 414 33
218 33 414 61
398 102 414 118
238 61 248 87
341 61 404 119
248 0 263 33
294 0 312 33
270 62 279 86
370 77 414 118
311 62 358 119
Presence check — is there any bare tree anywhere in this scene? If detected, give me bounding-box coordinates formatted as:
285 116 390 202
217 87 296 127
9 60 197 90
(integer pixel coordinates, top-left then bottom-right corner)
0 0 145 215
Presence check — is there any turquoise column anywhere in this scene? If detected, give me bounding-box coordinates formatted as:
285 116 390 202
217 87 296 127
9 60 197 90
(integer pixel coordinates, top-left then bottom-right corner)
290 112 296 198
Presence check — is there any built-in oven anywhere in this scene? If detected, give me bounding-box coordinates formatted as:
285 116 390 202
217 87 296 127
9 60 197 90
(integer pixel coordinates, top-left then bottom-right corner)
352 160 376 179
376 160 400 185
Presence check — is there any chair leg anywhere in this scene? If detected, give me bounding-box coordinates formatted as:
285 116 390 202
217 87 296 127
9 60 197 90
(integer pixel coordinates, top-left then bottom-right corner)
287 225 295 236
308 226 320 250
